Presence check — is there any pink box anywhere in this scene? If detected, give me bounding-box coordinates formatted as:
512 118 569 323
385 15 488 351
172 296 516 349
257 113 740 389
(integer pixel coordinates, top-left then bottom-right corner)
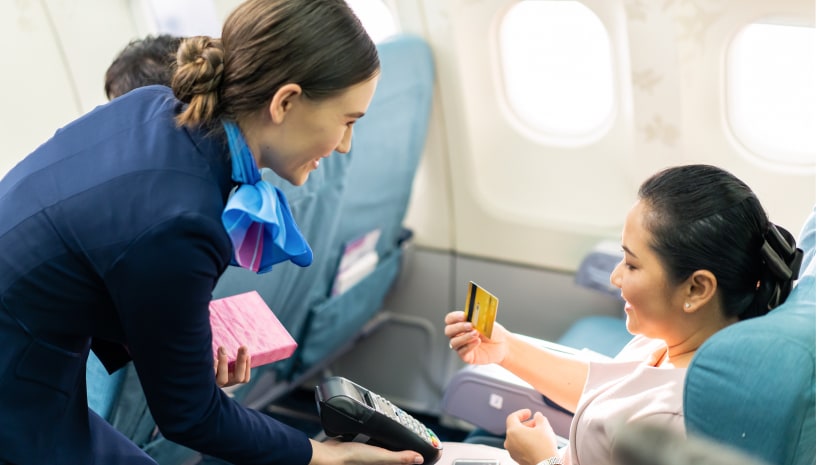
209 291 297 369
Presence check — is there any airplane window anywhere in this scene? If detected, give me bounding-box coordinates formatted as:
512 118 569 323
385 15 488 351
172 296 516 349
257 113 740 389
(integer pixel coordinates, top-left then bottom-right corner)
498 1 615 142
139 0 222 36
142 0 397 43
726 23 816 166
346 0 398 43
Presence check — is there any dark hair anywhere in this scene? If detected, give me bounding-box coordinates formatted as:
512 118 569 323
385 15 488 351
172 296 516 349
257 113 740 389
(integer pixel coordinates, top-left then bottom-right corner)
171 0 380 127
638 164 801 320
105 34 182 100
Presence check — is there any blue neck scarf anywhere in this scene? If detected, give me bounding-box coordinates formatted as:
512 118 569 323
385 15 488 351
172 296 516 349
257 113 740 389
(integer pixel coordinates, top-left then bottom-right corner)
221 121 313 273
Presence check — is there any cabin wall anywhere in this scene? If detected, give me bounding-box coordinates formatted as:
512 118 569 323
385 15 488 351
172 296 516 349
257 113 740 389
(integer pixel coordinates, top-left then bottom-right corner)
331 0 816 412
401 0 815 273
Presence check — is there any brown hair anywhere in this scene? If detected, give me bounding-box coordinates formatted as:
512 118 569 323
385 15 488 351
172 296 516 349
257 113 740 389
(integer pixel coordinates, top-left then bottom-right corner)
171 0 379 128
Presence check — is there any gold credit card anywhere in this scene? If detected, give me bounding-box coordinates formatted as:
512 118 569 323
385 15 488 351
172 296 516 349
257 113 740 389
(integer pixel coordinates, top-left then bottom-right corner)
464 281 498 339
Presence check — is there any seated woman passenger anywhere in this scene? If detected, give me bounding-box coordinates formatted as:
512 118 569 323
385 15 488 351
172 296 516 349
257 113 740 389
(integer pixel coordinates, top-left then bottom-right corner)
444 164 802 465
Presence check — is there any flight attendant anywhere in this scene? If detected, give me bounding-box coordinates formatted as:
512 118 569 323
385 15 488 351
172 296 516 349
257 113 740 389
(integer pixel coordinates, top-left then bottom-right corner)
0 1 423 464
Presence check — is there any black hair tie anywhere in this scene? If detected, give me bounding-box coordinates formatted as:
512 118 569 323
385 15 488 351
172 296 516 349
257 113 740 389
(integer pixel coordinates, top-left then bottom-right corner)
760 223 804 308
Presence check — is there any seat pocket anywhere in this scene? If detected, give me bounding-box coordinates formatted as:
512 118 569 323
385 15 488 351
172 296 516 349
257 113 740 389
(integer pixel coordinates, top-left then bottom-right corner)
297 249 402 370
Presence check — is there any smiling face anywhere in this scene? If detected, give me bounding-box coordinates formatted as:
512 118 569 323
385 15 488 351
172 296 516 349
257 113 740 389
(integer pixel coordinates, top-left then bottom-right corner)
240 74 380 186
609 200 689 342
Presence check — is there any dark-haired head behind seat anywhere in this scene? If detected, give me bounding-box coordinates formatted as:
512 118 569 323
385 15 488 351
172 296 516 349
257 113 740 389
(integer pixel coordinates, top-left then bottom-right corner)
105 34 182 100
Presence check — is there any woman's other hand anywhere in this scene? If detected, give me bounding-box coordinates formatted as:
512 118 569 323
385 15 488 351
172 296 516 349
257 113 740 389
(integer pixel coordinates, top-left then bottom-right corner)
443 310 509 365
504 409 559 465
309 438 424 465
214 346 252 388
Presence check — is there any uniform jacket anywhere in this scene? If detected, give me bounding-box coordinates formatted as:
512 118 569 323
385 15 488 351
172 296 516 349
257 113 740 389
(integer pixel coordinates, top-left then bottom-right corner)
0 86 311 465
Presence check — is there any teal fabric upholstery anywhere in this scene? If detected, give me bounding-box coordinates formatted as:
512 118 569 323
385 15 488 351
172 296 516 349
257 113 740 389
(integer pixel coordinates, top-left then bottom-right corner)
295 34 434 371
86 352 126 419
684 207 816 465
556 315 632 357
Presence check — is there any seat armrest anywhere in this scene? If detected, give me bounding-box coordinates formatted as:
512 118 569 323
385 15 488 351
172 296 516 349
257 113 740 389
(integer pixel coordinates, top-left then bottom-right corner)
441 337 609 438
442 363 573 438
515 333 610 360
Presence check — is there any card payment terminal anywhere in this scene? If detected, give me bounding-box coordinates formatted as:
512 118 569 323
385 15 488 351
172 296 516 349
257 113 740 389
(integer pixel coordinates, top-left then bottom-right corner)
315 376 443 464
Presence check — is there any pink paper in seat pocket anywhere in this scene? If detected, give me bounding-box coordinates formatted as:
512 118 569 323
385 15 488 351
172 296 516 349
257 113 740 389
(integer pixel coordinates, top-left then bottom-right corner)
209 291 297 369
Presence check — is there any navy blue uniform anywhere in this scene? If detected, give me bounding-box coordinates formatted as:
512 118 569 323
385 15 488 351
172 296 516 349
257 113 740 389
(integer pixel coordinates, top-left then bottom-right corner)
0 86 311 465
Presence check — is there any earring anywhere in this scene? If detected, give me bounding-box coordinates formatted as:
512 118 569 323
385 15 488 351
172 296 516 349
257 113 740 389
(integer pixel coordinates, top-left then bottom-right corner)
684 302 691 309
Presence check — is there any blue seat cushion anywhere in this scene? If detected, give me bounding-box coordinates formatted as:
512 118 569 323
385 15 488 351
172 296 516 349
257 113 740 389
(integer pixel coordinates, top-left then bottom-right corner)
684 207 816 465
556 315 633 358
86 352 126 420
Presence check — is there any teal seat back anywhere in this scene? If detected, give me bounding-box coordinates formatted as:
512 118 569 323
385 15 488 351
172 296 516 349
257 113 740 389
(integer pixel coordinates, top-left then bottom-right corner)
293 34 434 371
684 208 816 465
86 352 125 419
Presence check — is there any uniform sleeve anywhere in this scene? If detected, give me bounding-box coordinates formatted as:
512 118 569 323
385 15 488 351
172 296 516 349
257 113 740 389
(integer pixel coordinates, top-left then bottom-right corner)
104 212 312 465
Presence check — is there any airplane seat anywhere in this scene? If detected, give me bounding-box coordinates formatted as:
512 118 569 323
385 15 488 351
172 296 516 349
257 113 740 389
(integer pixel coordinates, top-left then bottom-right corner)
291 33 435 375
683 206 816 465
557 240 632 357
86 352 126 420
556 315 631 357
441 337 581 440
